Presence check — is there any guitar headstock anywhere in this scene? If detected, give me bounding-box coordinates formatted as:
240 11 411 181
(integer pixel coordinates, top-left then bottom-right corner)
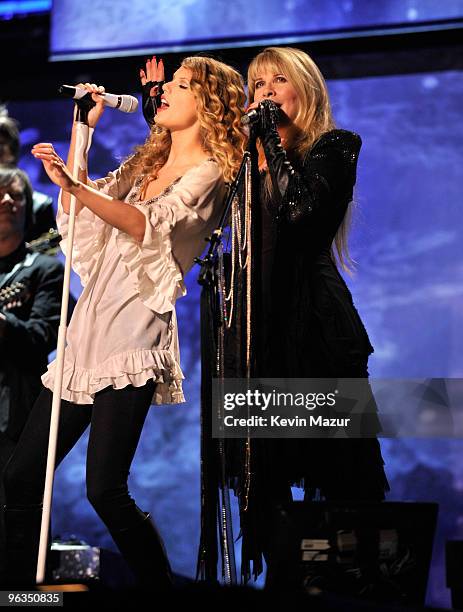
0 281 30 312
26 229 62 256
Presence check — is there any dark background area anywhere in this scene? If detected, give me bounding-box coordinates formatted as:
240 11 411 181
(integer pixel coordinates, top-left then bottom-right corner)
1 15 462 101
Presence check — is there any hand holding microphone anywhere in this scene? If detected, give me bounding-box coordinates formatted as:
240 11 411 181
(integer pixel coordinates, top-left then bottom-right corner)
59 83 139 128
241 99 282 135
241 99 264 126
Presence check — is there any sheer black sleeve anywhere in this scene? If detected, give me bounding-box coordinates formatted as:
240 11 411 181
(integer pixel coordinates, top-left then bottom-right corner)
260 120 362 224
141 80 164 128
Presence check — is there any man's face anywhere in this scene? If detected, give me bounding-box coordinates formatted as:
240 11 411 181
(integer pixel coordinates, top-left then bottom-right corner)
0 136 16 165
0 177 27 239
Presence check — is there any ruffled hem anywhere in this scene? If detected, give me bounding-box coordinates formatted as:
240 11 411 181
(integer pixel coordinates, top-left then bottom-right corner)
41 348 185 406
115 206 186 315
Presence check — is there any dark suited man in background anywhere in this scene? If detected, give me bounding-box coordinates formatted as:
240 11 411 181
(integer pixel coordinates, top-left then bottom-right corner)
0 166 73 576
0 107 56 242
0 165 67 470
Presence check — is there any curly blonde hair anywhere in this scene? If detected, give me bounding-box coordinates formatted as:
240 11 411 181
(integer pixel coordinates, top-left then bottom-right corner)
127 56 247 184
248 46 356 274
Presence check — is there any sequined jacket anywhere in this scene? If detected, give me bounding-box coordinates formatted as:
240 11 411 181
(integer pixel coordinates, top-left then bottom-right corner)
257 128 375 378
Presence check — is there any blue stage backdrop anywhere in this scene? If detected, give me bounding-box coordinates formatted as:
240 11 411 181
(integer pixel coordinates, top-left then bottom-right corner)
49 0 463 59
7 66 462 606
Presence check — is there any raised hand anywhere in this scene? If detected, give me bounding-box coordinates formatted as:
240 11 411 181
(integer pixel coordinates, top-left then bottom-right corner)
139 56 165 127
31 143 79 192
140 55 164 95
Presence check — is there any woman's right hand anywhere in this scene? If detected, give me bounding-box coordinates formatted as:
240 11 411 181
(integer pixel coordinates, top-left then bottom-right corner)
31 143 79 191
73 83 106 128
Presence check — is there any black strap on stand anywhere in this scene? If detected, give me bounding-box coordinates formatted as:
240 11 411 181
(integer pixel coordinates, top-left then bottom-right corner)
195 151 252 584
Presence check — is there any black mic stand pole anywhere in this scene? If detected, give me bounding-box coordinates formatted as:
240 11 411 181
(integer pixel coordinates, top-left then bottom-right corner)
196 149 251 282
194 142 256 584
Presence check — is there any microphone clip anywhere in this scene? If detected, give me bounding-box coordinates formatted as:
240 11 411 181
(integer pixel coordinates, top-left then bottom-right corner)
74 94 95 124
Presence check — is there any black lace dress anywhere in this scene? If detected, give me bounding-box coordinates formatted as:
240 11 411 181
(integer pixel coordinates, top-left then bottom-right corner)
229 128 390 580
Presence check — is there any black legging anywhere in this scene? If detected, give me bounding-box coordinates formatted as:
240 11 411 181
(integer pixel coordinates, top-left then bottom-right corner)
2 380 155 532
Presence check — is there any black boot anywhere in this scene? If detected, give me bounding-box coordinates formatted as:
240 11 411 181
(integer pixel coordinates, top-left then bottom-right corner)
108 509 174 591
2 502 45 587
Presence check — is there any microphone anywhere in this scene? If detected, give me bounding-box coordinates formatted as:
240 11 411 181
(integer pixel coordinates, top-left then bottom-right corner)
58 85 138 114
241 108 260 126
241 101 281 126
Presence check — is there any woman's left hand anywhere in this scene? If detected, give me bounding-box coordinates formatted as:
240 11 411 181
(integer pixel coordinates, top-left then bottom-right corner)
140 56 165 128
140 56 164 96
258 100 281 133
246 99 281 137
246 100 260 113
31 143 79 192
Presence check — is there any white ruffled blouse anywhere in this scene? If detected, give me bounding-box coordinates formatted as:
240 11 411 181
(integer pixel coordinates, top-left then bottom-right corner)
41 158 226 405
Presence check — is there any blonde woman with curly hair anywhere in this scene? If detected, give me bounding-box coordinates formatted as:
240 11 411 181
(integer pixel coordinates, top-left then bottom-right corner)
2 56 246 589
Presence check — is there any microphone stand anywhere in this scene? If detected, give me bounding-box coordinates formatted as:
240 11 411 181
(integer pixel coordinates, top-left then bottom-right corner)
195 147 253 584
35 99 92 584
195 150 251 281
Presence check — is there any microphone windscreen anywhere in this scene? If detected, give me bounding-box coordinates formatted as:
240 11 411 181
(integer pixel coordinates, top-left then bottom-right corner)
119 96 139 113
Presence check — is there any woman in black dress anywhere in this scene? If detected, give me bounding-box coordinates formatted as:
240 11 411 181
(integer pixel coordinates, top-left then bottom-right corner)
233 46 390 580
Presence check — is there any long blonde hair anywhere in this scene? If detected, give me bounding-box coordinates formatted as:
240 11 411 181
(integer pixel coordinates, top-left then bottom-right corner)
128 56 247 184
248 46 356 274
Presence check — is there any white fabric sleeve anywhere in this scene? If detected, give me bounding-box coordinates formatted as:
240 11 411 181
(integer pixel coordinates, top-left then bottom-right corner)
57 160 133 287
115 160 223 314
